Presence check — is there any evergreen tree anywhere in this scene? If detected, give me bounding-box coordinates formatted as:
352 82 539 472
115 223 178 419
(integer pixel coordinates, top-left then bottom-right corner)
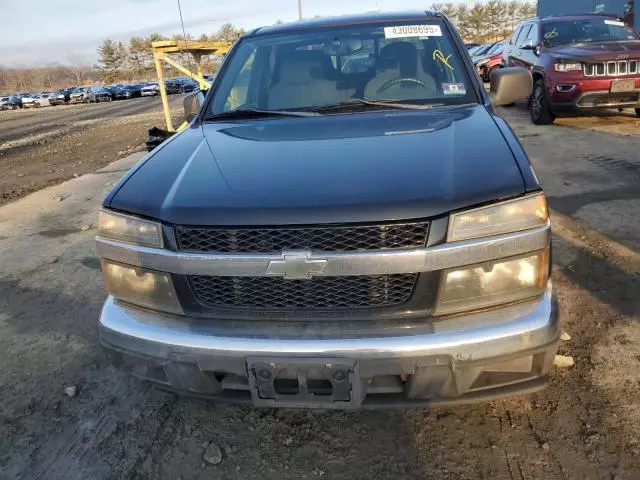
97 39 126 83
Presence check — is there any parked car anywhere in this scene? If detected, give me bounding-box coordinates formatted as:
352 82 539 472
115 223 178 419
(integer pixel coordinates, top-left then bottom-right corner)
96 11 554 409
469 42 495 60
164 78 197 94
103 86 120 100
20 93 39 108
115 85 142 99
475 40 507 81
503 13 640 124
1 95 23 109
141 83 160 96
33 93 51 107
164 79 182 94
69 87 90 103
88 88 112 103
49 88 72 105
179 78 198 93
465 42 481 50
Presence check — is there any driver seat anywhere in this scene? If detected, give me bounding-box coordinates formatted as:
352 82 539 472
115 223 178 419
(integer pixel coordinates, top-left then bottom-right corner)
364 42 437 100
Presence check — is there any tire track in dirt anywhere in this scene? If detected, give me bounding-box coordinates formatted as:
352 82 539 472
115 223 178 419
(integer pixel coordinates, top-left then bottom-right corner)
0 96 179 145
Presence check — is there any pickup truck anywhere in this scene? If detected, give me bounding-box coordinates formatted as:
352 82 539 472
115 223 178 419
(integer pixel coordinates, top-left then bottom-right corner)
97 11 558 409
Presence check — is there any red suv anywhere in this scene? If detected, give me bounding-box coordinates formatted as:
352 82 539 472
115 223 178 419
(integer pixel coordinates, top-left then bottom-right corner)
503 14 640 124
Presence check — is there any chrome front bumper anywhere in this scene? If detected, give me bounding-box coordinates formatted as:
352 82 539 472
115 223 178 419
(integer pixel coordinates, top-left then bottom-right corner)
99 283 559 408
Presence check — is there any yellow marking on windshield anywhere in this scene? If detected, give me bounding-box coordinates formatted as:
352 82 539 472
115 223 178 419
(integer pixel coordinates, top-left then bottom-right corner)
433 50 454 70
544 29 559 39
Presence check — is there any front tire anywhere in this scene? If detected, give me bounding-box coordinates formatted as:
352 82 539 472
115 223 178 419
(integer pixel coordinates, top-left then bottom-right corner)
530 79 555 125
635 108 640 117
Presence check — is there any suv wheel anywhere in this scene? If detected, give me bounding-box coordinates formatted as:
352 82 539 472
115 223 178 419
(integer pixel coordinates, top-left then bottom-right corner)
530 79 555 125
636 108 640 117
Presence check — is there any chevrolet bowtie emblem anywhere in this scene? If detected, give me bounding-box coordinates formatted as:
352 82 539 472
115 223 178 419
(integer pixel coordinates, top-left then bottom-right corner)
266 252 328 280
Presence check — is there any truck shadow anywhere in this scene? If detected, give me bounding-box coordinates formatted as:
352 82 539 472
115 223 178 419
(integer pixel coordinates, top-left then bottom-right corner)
547 184 640 219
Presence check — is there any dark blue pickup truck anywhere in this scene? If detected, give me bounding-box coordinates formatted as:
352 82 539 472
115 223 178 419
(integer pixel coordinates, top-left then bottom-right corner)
96 11 558 409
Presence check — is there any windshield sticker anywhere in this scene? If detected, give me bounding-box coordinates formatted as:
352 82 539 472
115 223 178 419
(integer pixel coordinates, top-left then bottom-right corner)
433 50 454 70
604 19 625 26
384 25 442 39
544 28 559 39
443 83 466 96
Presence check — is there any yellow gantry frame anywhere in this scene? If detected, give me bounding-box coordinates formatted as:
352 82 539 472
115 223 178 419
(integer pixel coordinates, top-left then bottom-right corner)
152 40 232 132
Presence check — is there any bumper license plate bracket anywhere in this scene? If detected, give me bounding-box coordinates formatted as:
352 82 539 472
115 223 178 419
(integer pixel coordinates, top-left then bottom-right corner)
610 79 635 93
247 357 362 408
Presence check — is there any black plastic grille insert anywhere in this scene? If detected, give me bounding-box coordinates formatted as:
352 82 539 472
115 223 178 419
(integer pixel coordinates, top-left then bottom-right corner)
189 274 418 309
175 222 429 253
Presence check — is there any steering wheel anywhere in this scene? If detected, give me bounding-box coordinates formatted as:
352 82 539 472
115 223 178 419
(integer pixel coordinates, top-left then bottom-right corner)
377 77 427 94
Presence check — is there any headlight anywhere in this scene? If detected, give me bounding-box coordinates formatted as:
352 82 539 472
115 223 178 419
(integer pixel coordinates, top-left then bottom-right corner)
554 63 582 72
434 249 549 316
447 192 548 242
102 259 183 314
98 210 163 247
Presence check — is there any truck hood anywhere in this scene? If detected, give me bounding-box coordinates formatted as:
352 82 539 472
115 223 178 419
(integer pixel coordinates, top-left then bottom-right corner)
108 105 526 225
547 41 640 62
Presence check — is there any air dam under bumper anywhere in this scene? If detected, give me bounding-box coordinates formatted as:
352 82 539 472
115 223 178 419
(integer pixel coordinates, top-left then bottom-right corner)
99 282 559 409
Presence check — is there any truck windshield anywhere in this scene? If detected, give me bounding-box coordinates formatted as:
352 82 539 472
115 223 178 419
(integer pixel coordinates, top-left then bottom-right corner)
208 21 476 116
542 18 639 48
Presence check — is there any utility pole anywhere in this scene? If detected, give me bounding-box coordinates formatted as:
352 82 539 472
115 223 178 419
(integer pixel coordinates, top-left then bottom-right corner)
297 0 302 20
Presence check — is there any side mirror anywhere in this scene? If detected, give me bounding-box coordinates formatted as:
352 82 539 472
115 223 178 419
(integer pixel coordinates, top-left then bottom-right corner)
519 40 537 50
183 91 205 122
489 67 533 107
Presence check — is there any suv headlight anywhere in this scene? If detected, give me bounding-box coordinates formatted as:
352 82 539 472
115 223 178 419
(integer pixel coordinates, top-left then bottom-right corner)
447 192 548 242
98 209 163 247
101 260 183 314
554 63 582 72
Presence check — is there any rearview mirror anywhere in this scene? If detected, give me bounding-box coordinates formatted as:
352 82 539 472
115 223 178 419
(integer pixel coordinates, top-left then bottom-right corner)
183 91 205 122
489 67 533 107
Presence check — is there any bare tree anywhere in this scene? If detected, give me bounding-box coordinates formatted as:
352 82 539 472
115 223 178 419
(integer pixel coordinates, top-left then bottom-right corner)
65 54 91 85
214 23 245 42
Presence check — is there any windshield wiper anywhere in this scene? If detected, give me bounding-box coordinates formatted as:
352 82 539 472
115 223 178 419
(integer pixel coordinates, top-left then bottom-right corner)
206 108 319 120
304 99 445 113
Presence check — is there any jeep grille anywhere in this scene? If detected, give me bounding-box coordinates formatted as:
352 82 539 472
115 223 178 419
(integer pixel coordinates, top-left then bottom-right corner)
583 60 639 77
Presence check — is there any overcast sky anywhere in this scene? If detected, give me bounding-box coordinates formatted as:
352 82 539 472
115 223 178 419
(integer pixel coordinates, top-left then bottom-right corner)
1 0 469 66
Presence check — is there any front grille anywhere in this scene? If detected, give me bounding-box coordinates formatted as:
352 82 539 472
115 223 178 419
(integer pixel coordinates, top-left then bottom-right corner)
175 222 429 253
583 59 639 77
189 274 418 309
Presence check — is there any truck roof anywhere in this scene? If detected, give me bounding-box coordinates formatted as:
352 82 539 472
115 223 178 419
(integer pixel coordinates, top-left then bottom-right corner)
251 10 441 36
539 12 624 23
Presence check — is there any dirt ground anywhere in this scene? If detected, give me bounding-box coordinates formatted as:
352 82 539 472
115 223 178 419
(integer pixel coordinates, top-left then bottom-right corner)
0 97 183 205
0 101 639 480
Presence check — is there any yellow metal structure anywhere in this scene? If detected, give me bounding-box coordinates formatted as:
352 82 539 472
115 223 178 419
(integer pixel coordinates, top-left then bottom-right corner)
152 40 232 132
